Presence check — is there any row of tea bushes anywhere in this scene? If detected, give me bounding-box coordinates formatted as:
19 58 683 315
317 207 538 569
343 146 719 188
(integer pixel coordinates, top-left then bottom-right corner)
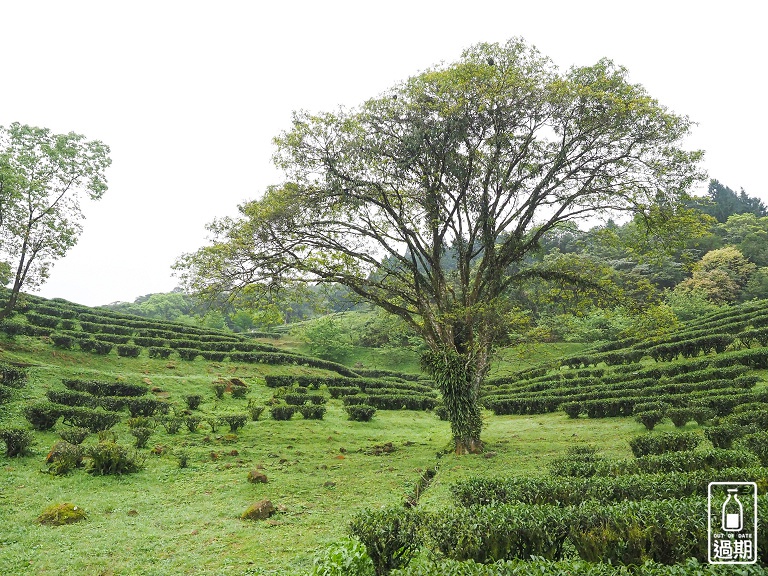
389 558 768 576
349 497 768 572
450 466 768 507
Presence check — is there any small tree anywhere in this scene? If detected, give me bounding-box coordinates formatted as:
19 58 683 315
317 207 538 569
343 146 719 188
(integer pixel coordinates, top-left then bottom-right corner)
0 123 110 318
177 38 704 454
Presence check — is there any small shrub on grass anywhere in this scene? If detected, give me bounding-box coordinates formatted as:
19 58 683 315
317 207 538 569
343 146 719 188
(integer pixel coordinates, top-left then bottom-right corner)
230 383 249 398
87 441 145 475
667 408 693 428
130 427 154 448
186 415 202 432
212 382 226 399
285 392 308 406
116 344 141 358
434 404 449 421
176 449 190 469
50 333 75 349
311 537 375 576
222 413 248 432
127 398 164 418
0 427 34 457
126 416 156 429
160 416 183 434
562 402 582 419
0 316 27 337
24 401 62 431
37 503 87 526
205 417 221 432
271 405 296 421
148 346 173 359
347 507 420 575
635 410 666 431
90 340 114 355
345 404 377 422
0 363 28 387
177 348 201 361
186 394 203 410
45 441 84 475
299 404 327 420
247 399 265 421
308 393 327 405
59 427 89 445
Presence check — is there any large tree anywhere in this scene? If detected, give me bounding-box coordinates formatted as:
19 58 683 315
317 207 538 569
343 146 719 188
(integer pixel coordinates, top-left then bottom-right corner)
176 39 704 453
0 123 111 318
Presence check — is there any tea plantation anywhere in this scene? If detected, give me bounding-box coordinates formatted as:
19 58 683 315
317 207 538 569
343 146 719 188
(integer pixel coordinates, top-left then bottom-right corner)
2 294 768 574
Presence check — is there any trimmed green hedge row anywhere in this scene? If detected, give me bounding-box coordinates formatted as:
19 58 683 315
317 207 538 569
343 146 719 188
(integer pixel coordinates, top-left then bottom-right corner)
62 379 149 397
450 466 768 507
390 558 768 576
343 394 438 411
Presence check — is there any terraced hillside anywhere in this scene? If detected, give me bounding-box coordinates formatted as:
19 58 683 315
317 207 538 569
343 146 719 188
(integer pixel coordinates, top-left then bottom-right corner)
2 294 768 575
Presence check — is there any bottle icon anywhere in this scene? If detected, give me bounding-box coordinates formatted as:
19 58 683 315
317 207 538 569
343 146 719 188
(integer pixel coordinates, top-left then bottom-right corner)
722 488 743 532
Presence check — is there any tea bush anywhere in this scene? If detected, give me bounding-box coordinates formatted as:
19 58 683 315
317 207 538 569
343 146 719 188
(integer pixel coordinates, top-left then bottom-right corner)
348 507 420 575
86 441 145 475
62 379 148 397
222 413 248 431
635 410 665 431
0 427 34 457
127 398 164 417
50 332 75 349
130 427 153 448
184 394 202 410
116 344 141 358
58 427 89 445
24 401 62 431
420 503 569 563
704 423 744 449
45 441 83 475
270 405 296 421
160 416 183 434
148 346 173 359
247 399 265 421
345 404 377 422
311 537 375 576
0 363 28 388
628 432 702 457
299 405 326 420
60 406 122 432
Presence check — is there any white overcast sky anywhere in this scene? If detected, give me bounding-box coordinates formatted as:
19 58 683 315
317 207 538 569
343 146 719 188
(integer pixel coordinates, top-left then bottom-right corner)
1 0 765 306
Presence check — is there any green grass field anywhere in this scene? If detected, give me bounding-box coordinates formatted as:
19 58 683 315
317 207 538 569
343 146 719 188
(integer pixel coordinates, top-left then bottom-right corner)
4 297 768 574
0 331 636 575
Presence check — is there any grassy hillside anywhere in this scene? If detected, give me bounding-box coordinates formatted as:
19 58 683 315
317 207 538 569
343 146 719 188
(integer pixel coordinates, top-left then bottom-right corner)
1 295 768 574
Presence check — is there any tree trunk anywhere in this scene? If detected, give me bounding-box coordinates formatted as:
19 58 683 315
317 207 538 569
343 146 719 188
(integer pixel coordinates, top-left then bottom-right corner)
422 348 486 454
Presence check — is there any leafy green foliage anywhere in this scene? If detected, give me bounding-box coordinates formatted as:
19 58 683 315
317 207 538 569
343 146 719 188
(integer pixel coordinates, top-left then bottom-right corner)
628 432 701 457
45 441 84 475
348 507 420 575
0 426 34 457
86 441 144 475
23 401 62 430
345 404 377 422
0 122 111 318
311 537 375 576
